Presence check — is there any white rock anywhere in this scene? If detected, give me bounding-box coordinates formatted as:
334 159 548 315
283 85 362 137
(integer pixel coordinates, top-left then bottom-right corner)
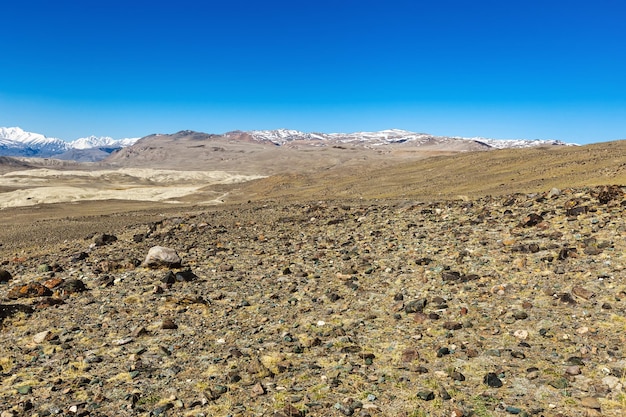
576 326 589 335
33 330 51 344
548 188 561 197
602 376 622 390
513 329 529 340
143 246 181 267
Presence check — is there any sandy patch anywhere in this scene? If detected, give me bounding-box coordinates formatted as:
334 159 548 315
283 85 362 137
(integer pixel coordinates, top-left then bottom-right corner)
0 168 265 208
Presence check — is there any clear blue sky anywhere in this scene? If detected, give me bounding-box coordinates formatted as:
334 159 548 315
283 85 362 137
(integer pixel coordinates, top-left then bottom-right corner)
1 0 624 143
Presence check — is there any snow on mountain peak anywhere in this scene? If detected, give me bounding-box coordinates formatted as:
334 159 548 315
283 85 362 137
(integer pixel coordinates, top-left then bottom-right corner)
0 127 139 158
0 126 574 160
70 135 139 149
0 126 64 146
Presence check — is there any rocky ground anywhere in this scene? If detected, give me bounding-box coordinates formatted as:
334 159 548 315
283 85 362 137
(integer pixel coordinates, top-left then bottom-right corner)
0 185 625 417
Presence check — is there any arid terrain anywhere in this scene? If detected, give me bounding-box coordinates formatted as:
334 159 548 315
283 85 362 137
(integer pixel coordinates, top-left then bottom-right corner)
0 137 625 417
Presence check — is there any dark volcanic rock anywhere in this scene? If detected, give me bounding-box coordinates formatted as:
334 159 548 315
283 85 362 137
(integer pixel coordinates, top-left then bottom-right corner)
94 233 118 246
0 269 12 283
484 372 503 388
404 298 427 313
520 213 544 227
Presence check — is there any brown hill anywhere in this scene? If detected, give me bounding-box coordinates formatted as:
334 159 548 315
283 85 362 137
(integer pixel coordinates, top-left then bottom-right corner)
226 139 626 203
102 130 492 175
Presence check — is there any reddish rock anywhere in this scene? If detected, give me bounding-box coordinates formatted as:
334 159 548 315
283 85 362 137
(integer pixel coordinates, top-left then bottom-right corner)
161 319 178 329
43 277 64 290
401 348 420 362
7 282 53 299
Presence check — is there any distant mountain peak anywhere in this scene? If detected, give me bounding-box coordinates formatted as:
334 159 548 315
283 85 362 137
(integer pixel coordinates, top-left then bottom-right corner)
231 128 574 148
0 127 139 159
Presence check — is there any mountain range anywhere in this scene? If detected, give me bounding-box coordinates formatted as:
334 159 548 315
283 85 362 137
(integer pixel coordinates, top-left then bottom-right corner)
0 126 573 162
0 127 139 160
223 128 571 148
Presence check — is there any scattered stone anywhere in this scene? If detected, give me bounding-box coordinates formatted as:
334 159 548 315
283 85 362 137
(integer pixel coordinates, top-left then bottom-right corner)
485 349 501 357
283 403 303 417
521 213 544 227
572 286 594 300
559 293 577 305
404 298 427 313
250 382 266 397
548 188 561 198
484 373 503 388
513 330 529 340
549 378 569 389
60 279 87 294
161 271 176 284
42 277 64 290
511 351 526 359
16 385 32 395
451 408 466 417
71 252 89 262
0 269 12 282
436 347 451 357
491 284 509 295
152 402 173 415
33 330 53 344
113 337 134 346
597 185 623 204
565 365 581 375
513 311 528 320
94 233 118 246
450 371 465 381
580 397 601 410
161 319 178 330
175 269 197 282
416 390 434 401
401 348 420 362
333 403 353 416
443 321 463 330
0 187 624 415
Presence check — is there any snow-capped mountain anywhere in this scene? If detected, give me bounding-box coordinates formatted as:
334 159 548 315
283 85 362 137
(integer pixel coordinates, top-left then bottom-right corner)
464 137 570 149
0 126 573 161
0 127 139 158
71 135 139 150
0 127 68 156
227 128 572 148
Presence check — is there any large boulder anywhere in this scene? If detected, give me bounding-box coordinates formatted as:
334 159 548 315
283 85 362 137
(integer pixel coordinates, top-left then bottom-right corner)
142 246 181 268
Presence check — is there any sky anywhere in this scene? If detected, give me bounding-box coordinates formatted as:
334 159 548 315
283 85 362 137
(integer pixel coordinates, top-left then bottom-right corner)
1 0 625 144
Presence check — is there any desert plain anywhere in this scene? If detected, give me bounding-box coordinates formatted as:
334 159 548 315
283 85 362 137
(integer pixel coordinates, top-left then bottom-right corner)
0 134 625 417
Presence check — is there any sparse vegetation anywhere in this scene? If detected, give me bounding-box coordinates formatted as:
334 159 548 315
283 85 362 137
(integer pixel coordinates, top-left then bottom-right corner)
0 142 624 416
